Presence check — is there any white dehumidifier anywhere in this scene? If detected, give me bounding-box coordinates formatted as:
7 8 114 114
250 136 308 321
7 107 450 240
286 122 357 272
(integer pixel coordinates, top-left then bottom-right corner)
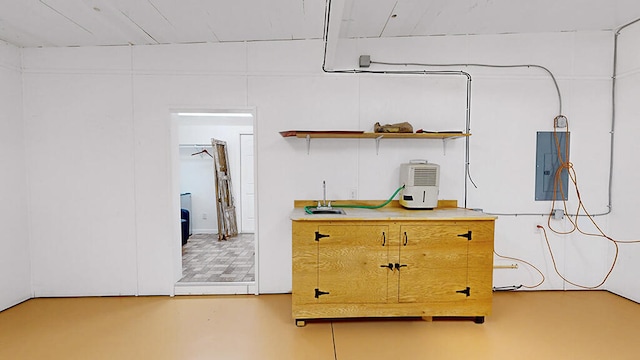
399 161 440 209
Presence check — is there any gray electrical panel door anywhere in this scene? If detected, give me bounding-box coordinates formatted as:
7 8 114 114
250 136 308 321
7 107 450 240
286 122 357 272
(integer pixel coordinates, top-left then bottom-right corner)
535 132 569 201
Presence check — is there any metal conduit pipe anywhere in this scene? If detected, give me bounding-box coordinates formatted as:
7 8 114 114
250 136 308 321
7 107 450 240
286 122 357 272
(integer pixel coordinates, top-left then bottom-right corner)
358 19 640 218
319 68 474 208
321 0 640 214
320 1 474 207
607 17 640 215
371 61 562 116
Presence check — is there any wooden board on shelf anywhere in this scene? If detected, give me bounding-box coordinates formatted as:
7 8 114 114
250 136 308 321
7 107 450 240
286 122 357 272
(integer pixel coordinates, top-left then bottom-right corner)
279 130 364 137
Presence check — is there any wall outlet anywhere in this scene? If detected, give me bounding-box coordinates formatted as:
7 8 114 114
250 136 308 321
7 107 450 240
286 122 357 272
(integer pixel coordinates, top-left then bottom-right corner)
349 188 358 200
202 213 208 220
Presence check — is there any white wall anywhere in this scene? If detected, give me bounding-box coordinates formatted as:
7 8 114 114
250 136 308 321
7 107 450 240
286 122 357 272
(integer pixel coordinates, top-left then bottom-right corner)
608 21 640 302
178 119 253 233
20 31 622 297
22 46 138 297
179 147 217 233
300 32 615 292
0 41 31 310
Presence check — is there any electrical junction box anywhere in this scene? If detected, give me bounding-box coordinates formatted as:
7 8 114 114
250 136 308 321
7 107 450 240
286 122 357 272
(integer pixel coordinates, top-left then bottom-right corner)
535 131 569 201
554 115 568 128
359 55 371 68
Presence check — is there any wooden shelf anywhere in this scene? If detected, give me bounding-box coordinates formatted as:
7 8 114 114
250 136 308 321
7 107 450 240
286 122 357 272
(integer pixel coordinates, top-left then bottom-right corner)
280 130 470 154
280 130 470 140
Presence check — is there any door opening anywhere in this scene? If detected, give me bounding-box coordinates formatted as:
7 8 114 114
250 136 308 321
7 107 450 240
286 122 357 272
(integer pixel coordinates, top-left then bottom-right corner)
171 109 258 295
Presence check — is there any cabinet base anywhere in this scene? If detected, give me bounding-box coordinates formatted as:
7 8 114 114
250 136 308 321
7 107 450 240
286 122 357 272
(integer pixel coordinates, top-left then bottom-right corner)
293 316 486 326
293 300 491 321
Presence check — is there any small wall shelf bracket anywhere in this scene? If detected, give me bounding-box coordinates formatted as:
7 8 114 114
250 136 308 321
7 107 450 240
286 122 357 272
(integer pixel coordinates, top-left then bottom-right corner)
306 134 311 155
375 135 383 155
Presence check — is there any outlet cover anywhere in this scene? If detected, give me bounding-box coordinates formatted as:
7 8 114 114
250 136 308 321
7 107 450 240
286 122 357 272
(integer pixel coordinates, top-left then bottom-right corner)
349 188 358 200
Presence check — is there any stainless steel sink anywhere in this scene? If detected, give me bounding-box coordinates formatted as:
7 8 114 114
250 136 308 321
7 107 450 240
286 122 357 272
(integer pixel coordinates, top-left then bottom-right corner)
308 208 345 215
308 181 346 214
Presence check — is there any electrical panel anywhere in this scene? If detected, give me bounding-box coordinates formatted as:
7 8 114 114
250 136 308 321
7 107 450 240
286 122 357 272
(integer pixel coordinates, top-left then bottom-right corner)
535 132 569 201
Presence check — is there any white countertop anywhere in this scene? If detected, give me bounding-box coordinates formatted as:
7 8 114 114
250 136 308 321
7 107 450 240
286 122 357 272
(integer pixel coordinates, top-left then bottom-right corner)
290 206 496 221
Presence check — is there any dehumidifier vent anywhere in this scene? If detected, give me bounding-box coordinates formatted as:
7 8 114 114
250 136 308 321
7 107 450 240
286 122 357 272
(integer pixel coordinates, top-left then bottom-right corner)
399 161 440 209
413 168 438 186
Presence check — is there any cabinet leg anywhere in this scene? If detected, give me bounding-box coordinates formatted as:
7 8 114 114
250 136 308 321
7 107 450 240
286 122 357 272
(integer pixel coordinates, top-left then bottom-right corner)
295 319 306 327
474 316 485 324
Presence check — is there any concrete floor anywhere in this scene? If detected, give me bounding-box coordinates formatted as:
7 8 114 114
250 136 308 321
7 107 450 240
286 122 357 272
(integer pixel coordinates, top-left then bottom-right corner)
0 291 638 360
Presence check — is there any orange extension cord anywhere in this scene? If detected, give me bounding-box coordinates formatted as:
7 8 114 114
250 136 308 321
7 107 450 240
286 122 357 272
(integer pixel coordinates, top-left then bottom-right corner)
541 117 640 289
496 116 640 290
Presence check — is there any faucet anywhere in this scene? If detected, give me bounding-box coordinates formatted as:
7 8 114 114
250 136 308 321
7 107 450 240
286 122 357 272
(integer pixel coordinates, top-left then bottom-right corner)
317 180 332 209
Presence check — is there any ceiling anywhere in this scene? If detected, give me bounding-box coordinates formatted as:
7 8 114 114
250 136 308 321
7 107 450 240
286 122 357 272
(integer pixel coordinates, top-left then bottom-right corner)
1 0 640 48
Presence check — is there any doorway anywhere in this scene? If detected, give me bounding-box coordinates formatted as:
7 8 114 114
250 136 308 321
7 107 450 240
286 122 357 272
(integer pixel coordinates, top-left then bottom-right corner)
171 109 258 295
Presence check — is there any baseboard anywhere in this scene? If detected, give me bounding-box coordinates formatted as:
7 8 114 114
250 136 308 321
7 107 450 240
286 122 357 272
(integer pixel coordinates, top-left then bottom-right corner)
0 294 33 312
606 289 640 304
174 282 258 295
191 229 217 234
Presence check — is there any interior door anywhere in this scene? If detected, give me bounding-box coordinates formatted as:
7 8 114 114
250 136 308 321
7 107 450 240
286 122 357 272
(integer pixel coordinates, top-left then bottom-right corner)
317 225 389 304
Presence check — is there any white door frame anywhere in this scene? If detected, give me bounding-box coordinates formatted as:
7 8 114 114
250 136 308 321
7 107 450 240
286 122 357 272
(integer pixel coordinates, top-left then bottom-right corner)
239 133 255 233
169 107 259 295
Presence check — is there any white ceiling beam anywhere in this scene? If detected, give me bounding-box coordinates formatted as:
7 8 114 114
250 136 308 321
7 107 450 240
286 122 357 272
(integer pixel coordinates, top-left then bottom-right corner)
324 0 349 70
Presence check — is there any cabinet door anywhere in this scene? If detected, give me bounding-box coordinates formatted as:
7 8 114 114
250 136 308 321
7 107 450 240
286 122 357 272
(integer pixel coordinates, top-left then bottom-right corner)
292 222 321 305
466 220 495 304
398 222 470 303
317 225 389 304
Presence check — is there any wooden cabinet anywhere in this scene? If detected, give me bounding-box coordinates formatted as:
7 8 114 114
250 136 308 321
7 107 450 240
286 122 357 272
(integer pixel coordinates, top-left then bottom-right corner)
291 209 495 326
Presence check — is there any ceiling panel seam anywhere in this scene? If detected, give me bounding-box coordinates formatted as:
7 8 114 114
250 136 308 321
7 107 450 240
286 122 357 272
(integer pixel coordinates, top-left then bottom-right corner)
39 0 93 35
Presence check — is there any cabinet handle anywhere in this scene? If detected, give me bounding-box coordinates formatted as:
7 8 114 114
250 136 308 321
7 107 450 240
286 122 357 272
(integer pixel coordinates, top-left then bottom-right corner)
403 232 408 246
394 263 407 271
382 232 386 246
380 263 394 270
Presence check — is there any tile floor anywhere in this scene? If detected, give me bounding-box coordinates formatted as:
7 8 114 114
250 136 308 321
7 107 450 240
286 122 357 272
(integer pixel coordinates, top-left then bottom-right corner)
179 233 255 283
